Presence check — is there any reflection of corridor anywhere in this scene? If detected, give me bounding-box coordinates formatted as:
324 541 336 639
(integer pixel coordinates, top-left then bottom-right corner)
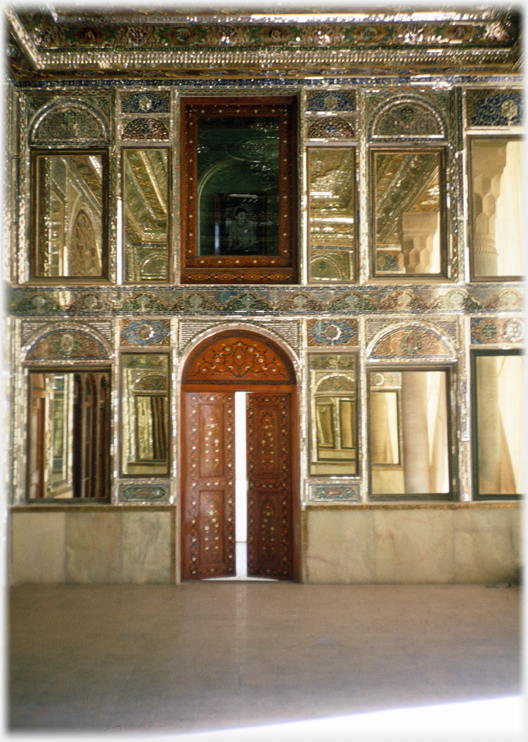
9 583 520 733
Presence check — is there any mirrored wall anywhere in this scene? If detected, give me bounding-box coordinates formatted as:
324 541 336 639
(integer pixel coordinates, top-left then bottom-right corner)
32 151 107 279
121 354 170 476
371 149 445 276
369 369 450 497
472 351 524 497
469 138 523 279
310 354 357 476
28 370 110 499
308 147 355 282
123 148 169 282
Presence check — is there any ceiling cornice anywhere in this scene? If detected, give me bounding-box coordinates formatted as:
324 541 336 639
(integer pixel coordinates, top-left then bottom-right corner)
6 6 522 80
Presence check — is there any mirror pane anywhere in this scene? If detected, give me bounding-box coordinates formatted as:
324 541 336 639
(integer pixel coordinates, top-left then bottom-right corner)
310 355 357 476
34 153 105 278
373 150 442 275
475 354 524 495
370 370 450 495
470 139 523 278
197 117 280 256
123 148 169 282
121 354 169 475
308 147 355 281
28 371 110 499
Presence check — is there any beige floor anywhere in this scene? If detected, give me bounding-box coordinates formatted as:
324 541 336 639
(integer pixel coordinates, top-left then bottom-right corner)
8 582 521 735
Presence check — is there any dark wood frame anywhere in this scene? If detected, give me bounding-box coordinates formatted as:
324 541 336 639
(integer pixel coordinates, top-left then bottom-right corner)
30 148 110 282
369 146 448 280
307 144 358 284
180 96 298 284
467 135 523 282
122 144 172 284
470 348 523 500
367 365 456 501
26 366 111 503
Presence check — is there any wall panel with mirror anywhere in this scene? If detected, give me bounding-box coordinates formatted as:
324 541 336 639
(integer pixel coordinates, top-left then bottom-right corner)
370 148 446 277
469 137 523 280
27 369 111 500
309 354 358 476
369 368 452 498
31 150 108 280
121 354 170 476
308 147 356 282
471 350 524 499
180 96 298 284
123 148 170 283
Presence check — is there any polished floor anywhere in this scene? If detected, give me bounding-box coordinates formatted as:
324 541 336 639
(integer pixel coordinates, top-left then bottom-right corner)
8 582 522 736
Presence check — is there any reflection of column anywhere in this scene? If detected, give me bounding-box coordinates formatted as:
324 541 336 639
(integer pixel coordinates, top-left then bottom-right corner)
401 373 430 493
371 393 394 464
472 144 507 276
476 356 502 494
401 212 439 273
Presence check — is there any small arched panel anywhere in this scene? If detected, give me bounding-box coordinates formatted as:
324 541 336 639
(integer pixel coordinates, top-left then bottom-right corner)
183 330 296 385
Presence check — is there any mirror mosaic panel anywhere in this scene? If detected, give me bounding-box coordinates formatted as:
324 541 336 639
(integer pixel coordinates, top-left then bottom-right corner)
121 354 170 476
123 148 169 282
309 354 357 476
32 151 107 279
308 147 355 282
369 370 450 497
372 149 444 276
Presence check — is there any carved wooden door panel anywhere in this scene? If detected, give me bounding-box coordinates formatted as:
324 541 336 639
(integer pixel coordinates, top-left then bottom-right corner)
247 393 293 580
182 392 236 580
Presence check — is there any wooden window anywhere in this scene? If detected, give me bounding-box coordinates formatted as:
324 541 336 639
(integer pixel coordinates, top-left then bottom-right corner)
180 96 298 284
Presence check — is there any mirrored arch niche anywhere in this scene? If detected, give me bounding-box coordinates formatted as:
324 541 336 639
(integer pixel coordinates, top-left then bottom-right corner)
367 95 450 279
367 323 456 499
24 326 112 502
28 100 110 281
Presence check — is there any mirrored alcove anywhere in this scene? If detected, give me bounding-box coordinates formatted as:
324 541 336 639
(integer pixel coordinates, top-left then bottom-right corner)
32 151 107 278
121 354 169 476
123 148 169 282
369 369 450 496
473 351 524 497
310 355 357 476
470 138 523 279
372 149 444 276
308 147 355 282
28 370 111 499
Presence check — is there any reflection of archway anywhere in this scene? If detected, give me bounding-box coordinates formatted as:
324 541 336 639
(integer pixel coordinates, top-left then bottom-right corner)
69 210 101 276
180 330 299 581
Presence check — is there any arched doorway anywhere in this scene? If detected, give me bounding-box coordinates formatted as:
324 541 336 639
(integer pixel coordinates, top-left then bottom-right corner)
181 330 299 581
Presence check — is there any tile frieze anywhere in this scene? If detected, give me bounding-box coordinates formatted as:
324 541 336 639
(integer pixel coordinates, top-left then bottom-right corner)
8 284 524 317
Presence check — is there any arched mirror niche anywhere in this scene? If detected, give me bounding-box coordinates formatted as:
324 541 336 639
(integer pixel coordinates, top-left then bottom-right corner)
29 101 110 281
368 97 449 279
367 325 456 500
24 327 112 502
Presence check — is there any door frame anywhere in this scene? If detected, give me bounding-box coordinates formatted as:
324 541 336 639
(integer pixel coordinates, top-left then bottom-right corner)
178 327 300 582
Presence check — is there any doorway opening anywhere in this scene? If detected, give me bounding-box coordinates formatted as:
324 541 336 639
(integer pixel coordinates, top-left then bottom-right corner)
180 330 299 581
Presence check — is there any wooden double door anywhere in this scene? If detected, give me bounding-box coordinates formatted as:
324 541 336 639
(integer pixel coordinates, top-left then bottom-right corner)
181 389 295 580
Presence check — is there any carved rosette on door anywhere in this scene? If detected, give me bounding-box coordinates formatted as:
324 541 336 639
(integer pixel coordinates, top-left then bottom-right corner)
182 392 235 579
247 394 293 579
